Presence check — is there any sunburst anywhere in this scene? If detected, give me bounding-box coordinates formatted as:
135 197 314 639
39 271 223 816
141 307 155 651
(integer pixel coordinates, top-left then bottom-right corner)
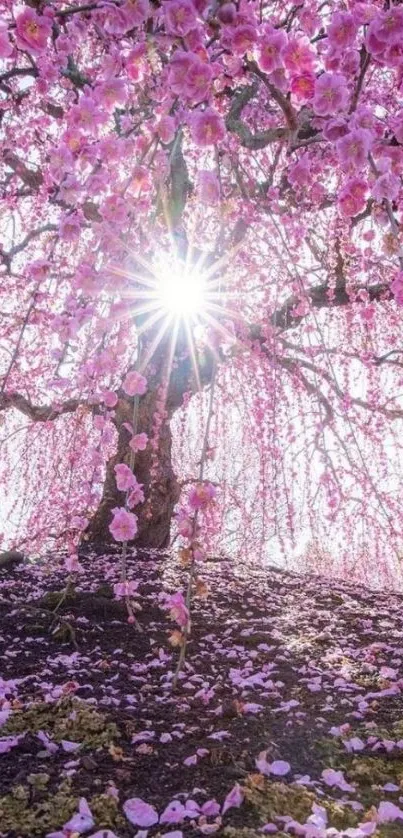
107 237 244 401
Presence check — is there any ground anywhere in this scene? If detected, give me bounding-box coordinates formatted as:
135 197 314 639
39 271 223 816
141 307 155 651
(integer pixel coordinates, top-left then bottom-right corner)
1 550 403 837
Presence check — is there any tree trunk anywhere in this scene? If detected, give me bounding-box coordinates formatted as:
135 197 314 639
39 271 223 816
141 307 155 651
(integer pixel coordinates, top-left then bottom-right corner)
83 393 180 549
83 331 215 550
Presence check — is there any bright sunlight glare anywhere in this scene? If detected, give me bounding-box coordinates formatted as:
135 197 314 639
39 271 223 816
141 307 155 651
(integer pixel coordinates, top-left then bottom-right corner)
156 265 206 318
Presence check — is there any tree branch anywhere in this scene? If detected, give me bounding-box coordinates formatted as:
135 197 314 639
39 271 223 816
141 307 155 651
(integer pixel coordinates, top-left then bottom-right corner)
270 280 391 332
226 83 287 149
0 392 84 422
3 151 44 190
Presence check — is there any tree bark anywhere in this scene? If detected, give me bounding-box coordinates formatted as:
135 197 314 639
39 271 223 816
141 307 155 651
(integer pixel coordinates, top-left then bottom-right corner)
82 393 180 549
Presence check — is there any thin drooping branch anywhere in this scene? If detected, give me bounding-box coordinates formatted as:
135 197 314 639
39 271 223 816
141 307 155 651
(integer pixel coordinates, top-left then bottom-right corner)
281 354 403 421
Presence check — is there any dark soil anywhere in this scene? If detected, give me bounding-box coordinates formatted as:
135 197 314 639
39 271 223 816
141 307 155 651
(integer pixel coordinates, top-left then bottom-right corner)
1 549 403 837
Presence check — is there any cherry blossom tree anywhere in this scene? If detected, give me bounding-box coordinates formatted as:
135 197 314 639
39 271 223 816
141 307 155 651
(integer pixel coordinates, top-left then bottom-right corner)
2 0 403 584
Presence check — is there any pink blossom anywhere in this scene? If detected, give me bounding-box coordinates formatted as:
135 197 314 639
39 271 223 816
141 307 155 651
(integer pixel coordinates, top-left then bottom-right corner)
125 43 146 80
27 259 51 279
222 784 244 815
122 0 150 27
59 212 82 241
313 72 349 116
190 108 226 147
176 510 193 538
287 156 311 187
384 41 403 68
268 759 291 776
377 801 403 823
168 51 198 96
123 797 159 827
123 370 148 396
290 72 315 103
365 21 386 58
327 11 357 51
164 0 197 36
166 591 189 627
256 752 291 776
114 463 137 491
127 483 145 507
94 78 127 110
336 129 372 171
186 57 213 103
69 95 104 131
321 767 355 791
101 195 129 226
130 433 148 452
0 735 21 754
372 7 403 45
256 27 286 74
217 3 236 25
299 8 320 36
322 117 348 142
63 798 94 834
113 579 139 598
61 739 81 752
157 115 176 144
188 482 216 510
202 800 221 817
198 171 220 205
160 800 186 824
391 272 403 306
282 37 315 75
0 25 12 58
352 4 378 26
102 390 118 408
109 508 138 541
15 8 51 54
372 171 400 202
230 24 257 56
390 111 403 144
49 144 74 179
342 49 361 76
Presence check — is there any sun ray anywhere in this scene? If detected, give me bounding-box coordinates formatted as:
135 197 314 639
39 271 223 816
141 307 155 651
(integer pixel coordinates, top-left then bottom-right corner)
183 314 202 393
138 311 175 374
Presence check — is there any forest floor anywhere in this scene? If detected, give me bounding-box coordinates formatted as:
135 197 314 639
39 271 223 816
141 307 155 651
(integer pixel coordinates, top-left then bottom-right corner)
1 550 403 838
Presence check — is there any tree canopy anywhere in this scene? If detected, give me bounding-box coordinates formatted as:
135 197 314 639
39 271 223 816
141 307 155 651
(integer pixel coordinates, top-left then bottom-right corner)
1 0 403 587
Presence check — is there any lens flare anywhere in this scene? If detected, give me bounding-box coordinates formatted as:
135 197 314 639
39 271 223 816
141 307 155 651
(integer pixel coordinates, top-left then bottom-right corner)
156 264 205 317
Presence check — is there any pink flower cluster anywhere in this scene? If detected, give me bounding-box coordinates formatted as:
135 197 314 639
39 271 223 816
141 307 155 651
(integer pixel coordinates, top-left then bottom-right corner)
163 0 197 37
165 591 189 628
366 7 403 67
114 463 137 491
113 579 139 598
122 371 148 396
129 432 148 453
0 23 12 58
109 507 138 541
338 177 368 218
188 482 216 511
168 51 213 104
313 72 349 117
15 9 51 55
391 272 403 306
189 108 226 147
